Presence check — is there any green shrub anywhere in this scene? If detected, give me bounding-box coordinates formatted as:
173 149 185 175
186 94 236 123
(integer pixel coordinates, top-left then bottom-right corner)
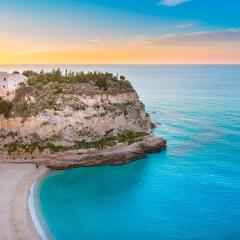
4 140 44 154
120 75 126 80
95 78 107 90
118 131 146 144
22 70 37 77
4 141 20 153
16 101 29 117
74 137 116 150
7 131 17 138
49 145 69 153
22 142 43 154
0 98 12 118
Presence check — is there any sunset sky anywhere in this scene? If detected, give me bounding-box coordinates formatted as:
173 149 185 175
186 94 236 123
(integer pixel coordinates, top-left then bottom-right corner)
1 0 240 64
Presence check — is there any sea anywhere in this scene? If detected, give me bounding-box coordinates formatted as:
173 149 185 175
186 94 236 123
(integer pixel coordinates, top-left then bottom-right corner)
1 65 240 240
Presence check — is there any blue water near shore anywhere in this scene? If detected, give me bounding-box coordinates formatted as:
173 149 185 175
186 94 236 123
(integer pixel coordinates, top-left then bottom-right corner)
10 65 240 240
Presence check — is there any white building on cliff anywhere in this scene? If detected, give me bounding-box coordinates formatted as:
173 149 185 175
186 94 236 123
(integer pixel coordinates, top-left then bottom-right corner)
0 72 27 100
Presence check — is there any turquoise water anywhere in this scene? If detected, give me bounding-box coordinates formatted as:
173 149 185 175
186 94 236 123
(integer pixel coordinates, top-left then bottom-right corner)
35 65 240 240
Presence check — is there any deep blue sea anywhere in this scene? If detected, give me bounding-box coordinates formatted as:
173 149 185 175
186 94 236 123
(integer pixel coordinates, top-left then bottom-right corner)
2 65 240 240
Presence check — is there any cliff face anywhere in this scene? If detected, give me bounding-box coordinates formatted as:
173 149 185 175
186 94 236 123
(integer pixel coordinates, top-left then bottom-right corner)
0 70 166 168
0 70 156 154
0 91 151 149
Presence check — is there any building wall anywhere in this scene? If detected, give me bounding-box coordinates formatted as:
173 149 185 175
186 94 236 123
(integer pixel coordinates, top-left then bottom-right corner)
7 74 27 91
0 72 10 91
0 72 27 100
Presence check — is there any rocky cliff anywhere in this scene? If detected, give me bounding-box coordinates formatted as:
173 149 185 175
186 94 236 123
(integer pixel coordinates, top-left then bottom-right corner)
0 69 166 168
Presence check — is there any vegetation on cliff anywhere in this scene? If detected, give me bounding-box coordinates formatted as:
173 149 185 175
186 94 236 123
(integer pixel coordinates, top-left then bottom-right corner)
4 131 147 154
0 98 12 118
0 69 153 155
4 69 133 118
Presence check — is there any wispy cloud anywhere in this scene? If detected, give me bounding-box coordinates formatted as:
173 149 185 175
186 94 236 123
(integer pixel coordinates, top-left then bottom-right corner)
227 28 240 33
91 38 112 44
136 30 240 46
156 0 191 7
176 22 196 29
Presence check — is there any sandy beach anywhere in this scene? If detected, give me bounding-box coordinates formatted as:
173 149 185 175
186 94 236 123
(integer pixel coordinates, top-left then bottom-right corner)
0 163 47 240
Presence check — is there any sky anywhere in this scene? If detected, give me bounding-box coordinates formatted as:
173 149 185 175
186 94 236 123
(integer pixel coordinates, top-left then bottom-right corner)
0 0 240 64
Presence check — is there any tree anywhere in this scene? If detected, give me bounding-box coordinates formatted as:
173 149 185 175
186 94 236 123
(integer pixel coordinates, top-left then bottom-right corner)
120 75 126 81
95 78 107 90
0 98 12 118
22 70 37 77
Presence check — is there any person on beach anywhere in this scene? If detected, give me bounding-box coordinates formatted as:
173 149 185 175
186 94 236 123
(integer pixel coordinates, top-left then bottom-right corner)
36 162 39 169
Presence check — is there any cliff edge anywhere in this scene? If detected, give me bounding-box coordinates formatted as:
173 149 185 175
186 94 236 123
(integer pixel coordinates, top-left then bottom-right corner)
0 69 166 169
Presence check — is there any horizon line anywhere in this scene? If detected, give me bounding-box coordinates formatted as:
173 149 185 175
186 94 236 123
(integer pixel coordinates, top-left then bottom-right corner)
0 63 240 66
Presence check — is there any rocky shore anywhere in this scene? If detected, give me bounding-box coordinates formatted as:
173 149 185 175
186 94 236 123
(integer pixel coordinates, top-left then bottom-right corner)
1 136 166 170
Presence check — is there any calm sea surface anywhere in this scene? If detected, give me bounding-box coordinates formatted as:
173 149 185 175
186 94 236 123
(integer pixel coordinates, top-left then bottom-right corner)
2 65 240 240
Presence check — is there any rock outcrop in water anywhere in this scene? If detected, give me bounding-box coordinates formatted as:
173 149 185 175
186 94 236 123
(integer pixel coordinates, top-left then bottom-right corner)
0 69 166 169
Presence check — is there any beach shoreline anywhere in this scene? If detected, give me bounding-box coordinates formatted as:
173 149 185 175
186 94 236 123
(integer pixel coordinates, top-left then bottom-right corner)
0 137 166 239
0 163 47 240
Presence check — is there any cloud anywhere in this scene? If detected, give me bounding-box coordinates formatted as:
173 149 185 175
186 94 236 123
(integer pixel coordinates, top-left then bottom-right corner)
176 22 196 29
136 30 240 46
91 38 112 44
156 0 191 7
227 28 240 33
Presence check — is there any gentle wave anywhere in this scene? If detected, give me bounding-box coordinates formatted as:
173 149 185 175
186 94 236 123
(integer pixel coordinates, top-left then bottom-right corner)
29 180 50 240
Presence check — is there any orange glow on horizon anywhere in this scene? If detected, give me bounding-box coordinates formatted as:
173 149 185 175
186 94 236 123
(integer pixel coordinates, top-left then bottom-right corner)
1 41 240 64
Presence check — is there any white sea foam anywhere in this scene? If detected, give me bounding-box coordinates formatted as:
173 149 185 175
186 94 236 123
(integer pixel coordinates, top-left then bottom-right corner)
28 180 50 240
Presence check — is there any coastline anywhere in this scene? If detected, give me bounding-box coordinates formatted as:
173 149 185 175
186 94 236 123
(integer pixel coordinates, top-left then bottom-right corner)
0 163 47 240
29 171 52 240
0 136 166 170
0 136 166 239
